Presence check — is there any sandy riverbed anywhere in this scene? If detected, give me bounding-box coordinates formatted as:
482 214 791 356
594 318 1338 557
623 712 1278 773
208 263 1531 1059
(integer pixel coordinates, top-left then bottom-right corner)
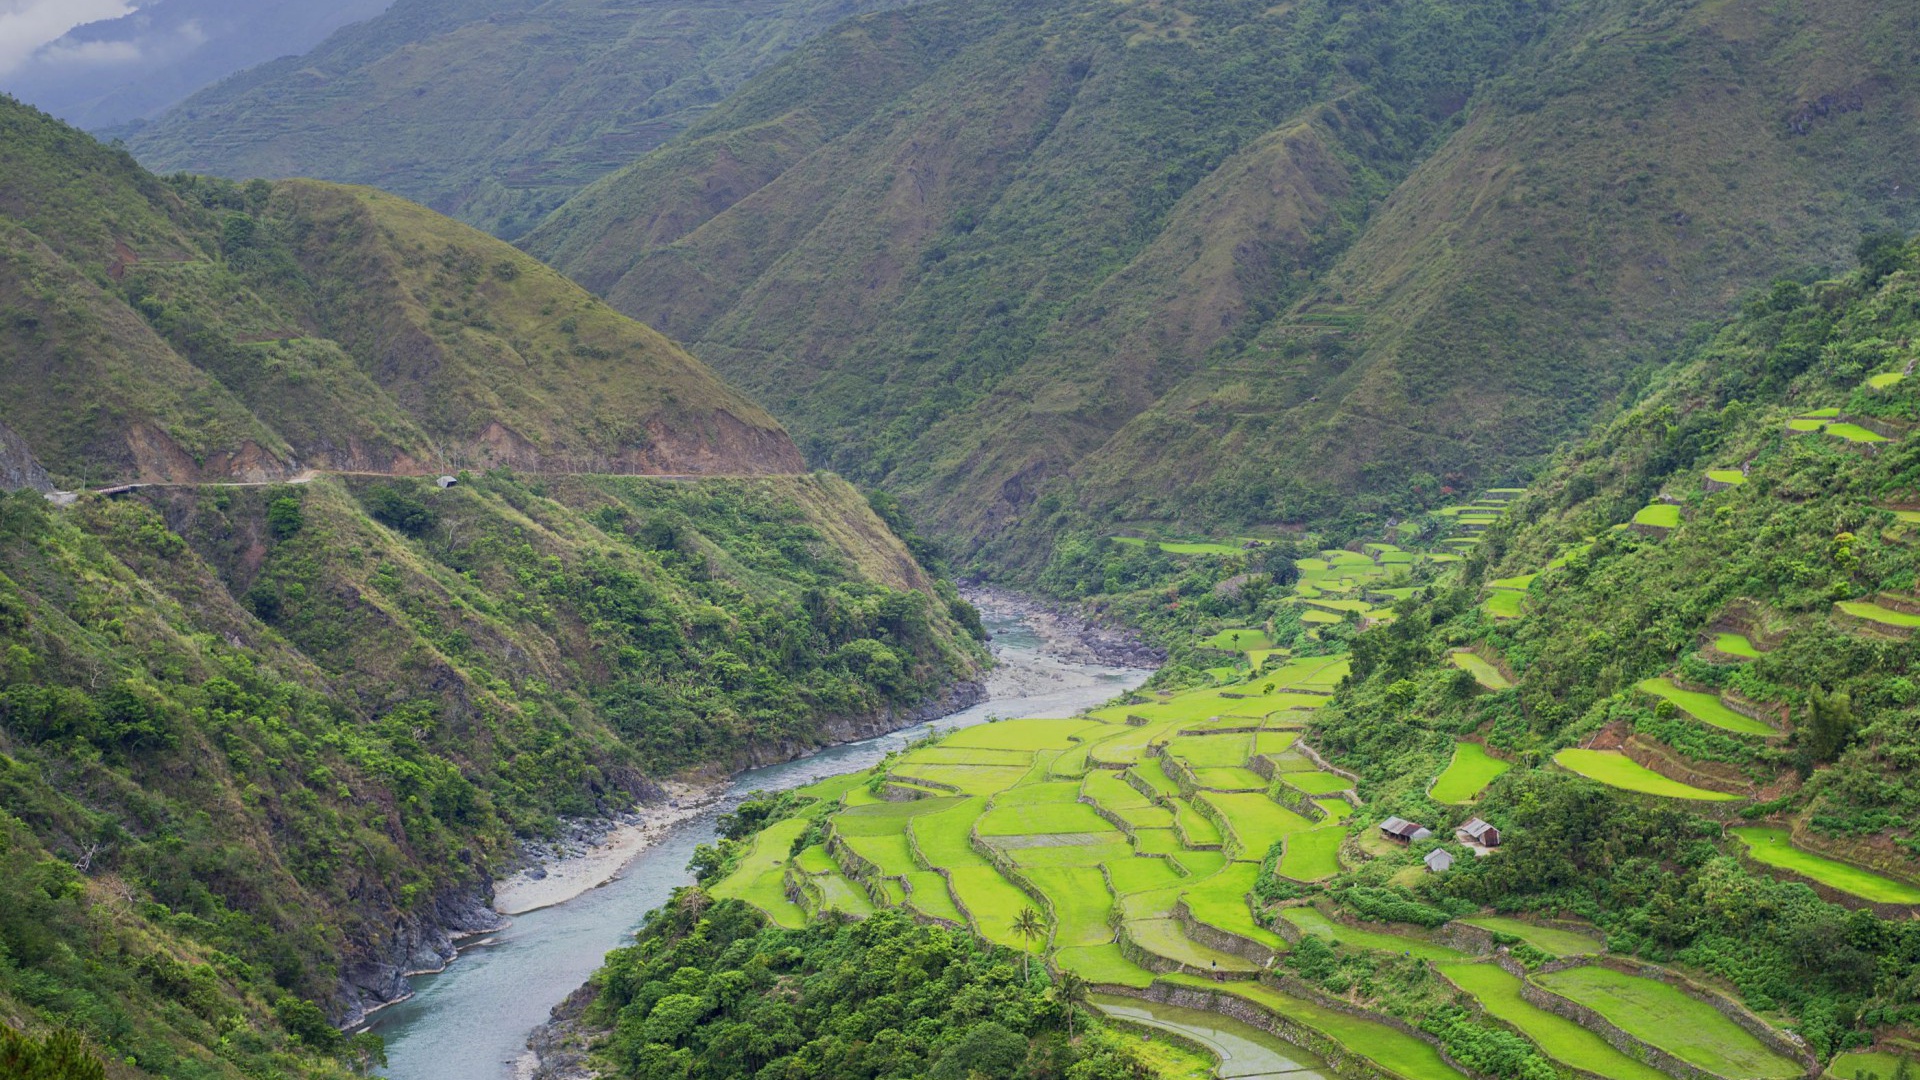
491 781 725 916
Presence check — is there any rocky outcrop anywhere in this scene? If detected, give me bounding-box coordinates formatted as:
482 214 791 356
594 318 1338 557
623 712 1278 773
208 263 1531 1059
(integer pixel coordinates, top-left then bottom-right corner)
338 885 507 1030
0 419 51 493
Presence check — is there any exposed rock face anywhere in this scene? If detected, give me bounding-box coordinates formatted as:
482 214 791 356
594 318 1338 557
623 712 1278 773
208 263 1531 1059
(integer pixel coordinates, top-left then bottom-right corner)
0 419 52 493
337 885 507 1030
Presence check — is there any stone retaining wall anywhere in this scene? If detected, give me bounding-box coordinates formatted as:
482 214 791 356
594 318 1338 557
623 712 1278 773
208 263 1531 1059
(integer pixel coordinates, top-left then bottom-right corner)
1518 974 1721 1080
1622 735 1755 795
1137 982 1406 1080
1172 897 1278 966
1293 740 1363 785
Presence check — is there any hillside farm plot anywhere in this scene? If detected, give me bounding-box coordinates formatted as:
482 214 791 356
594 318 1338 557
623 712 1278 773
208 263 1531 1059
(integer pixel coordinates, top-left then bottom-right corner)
1313 798 1353 823
1636 678 1776 735
1174 977 1471 1080
1023 866 1114 947
1278 771 1354 797
977 801 1118 837
1200 792 1314 855
1110 536 1245 556
1705 469 1748 487
1829 1050 1919 1080
1436 963 1669 1080
1838 600 1920 631
1711 632 1762 658
1554 749 1741 801
993 780 1084 806
1448 651 1511 690
1870 372 1909 389
1633 503 1681 529
1002 835 1135 868
1535 966 1801 1079
1430 742 1511 803
943 718 1112 750
903 871 966 923
890 762 1032 795
1202 627 1278 651
1105 856 1188 895
909 798 991 868
1277 826 1345 881
1183 862 1287 949
833 797 963 835
1190 766 1269 791
710 817 810 928
1482 590 1525 620
1167 733 1254 767
1055 943 1155 988
1459 916 1602 957
1130 759 1182 798
1169 799 1224 847
1732 828 1920 903
1126 918 1259 972
1827 422 1890 443
1279 907 1462 960
839 833 917 876
1255 730 1300 754
947 867 1046 951
901 746 1036 767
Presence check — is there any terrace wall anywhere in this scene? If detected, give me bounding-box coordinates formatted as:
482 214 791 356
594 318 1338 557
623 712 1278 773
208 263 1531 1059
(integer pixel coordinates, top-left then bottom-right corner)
1172 897 1278 966
1621 735 1755 796
1729 846 1920 919
1131 982 1456 1080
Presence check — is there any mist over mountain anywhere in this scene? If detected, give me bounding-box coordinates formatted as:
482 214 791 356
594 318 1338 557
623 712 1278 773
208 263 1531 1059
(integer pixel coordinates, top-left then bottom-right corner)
0 0 395 130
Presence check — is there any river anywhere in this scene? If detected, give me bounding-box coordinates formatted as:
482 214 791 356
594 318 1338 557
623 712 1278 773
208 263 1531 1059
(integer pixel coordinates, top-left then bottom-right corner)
370 605 1148 1080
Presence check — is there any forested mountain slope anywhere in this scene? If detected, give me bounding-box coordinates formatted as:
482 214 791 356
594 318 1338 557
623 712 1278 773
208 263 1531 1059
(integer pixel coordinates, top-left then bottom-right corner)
524 0 1920 564
0 96 800 490
124 0 914 239
0 99 985 1077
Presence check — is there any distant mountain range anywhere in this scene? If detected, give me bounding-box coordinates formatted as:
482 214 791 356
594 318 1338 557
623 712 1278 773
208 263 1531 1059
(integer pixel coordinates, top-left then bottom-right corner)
1 0 395 130
124 0 913 238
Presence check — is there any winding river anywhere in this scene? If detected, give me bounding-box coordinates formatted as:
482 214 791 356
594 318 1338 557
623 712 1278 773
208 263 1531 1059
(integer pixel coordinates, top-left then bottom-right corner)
371 606 1148 1080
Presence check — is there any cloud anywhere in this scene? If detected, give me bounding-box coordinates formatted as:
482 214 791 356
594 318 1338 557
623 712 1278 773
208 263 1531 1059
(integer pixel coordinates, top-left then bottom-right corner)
0 0 138 76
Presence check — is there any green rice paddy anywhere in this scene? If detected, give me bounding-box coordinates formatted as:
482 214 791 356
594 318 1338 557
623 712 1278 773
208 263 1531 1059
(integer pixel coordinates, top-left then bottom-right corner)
1170 977 1471 1080
1055 943 1155 988
1829 1049 1918 1080
1429 742 1510 804
1458 916 1602 957
1201 627 1278 651
1827 422 1890 443
1731 828 1920 903
1279 771 1354 796
710 817 811 927
1280 907 1462 960
1632 503 1682 529
1448 651 1511 690
1436 963 1669 1080
1711 632 1762 658
1838 600 1920 629
1636 677 1777 735
1277 826 1345 881
1534 966 1801 1079
1706 468 1747 486
1869 372 1908 389
1554 749 1741 800
1482 590 1525 620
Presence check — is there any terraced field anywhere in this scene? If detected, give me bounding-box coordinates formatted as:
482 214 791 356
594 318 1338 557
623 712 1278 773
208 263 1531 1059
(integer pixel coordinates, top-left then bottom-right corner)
1458 916 1602 957
1430 742 1510 804
1554 749 1742 801
1731 828 1920 904
1534 966 1802 1079
1448 651 1512 690
1711 632 1762 658
1436 963 1670 1080
1636 677 1777 735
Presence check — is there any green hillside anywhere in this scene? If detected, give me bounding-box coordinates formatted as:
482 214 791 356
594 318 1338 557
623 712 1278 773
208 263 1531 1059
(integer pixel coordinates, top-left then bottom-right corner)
123 0 913 238
523 0 1919 567
0 98 985 1075
0 95 799 490
606 239 1920 1080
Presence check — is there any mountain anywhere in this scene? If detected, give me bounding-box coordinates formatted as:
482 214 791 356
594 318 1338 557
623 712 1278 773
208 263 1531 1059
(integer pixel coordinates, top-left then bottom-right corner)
0 0 396 130
123 0 914 239
0 94 802 490
522 0 1920 566
0 96 984 1075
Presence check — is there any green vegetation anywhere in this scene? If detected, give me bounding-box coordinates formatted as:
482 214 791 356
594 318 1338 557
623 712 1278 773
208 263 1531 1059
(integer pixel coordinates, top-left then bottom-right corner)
1712 632 1763 658
1732 829 1920 904
1707 469 1749 486
1552 750 1742 801
1636 678 1779 736
1429 743 1511 804
1632 503 1682 530
1276 827 1345 882
1435 963 1670 1080
1534 966 1802 1080
1457 918 1601 958
129 0 913 239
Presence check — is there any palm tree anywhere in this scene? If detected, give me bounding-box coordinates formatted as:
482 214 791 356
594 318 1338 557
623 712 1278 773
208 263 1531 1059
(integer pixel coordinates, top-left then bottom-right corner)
1052 970 1090 1039
1010 907 1045 978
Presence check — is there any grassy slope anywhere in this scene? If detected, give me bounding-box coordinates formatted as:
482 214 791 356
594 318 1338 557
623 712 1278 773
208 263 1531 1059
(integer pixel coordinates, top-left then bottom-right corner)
0 97 799 490
125 0 914 239
528 0 1919 563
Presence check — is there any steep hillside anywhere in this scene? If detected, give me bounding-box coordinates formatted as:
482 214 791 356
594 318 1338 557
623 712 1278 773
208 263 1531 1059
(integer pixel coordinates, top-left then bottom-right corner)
0 98 985 1076
0 0 394 131
525 0 1920 564
124 0 912 238
0 95 800 489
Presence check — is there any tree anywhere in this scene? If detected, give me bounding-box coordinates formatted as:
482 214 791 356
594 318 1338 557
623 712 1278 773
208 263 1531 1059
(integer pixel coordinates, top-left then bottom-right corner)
0 1025 105 1080
1010 907 1046 978
1052 970 1090 1039
267 496 304 539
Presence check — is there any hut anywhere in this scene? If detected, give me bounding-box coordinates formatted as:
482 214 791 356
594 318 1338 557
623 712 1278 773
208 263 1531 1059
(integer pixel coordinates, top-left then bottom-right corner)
1424 849 1455 874
1378 816 1432 843
436 475 459 489
1456 818 1501 847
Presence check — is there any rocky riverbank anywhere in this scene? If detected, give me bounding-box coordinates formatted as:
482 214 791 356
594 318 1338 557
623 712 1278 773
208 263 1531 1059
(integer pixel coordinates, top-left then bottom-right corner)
968 585 1166 670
